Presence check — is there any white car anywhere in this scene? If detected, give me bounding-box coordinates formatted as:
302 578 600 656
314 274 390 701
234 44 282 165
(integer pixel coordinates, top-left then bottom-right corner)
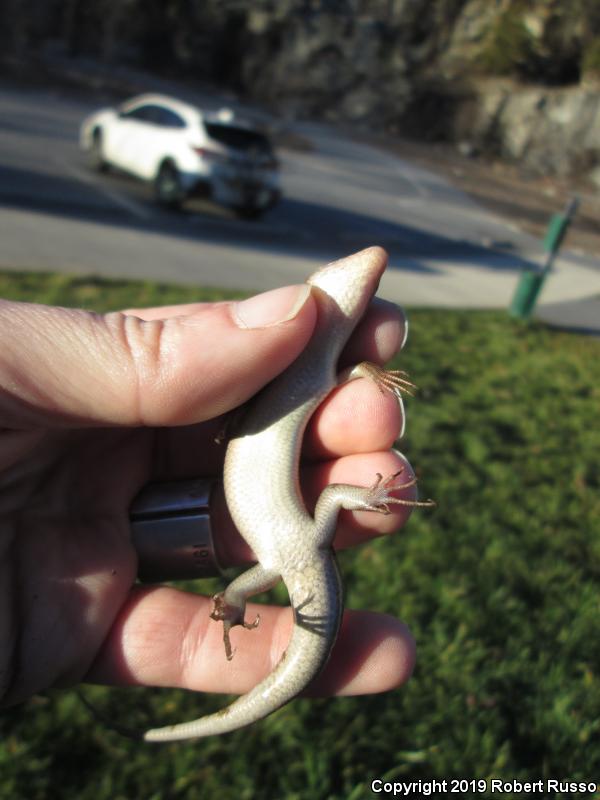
80 94 281 218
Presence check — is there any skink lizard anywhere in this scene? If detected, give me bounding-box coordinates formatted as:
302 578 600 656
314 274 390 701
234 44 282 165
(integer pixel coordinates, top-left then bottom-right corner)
144 247 432 742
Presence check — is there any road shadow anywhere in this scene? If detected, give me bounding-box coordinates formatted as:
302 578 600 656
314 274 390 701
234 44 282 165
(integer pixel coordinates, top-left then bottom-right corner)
0 161 541 276
0 117 76 141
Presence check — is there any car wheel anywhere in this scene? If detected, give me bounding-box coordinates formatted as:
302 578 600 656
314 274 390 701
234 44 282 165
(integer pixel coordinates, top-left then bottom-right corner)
89 129 108 172
155 162 184 210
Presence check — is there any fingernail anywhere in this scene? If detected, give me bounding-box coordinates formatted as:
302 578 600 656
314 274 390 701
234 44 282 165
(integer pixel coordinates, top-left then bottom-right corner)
233 284 311 329
400 312 409 350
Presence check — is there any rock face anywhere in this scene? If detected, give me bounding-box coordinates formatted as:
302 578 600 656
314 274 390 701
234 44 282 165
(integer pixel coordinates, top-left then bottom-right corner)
232 1 600 178
239 10 414 128
455 81 600 177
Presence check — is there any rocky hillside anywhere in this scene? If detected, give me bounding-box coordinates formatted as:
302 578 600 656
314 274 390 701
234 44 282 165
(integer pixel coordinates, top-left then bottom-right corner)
4 0 600 178
236 1 600 179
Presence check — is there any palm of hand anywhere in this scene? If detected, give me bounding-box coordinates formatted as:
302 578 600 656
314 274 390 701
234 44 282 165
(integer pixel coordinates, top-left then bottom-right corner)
1 425 150 706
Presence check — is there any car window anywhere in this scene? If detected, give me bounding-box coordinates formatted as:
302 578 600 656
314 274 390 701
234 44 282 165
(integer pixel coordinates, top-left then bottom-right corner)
120 104 153 122
155 107 187 129
204 123 273 155
119 104 186 128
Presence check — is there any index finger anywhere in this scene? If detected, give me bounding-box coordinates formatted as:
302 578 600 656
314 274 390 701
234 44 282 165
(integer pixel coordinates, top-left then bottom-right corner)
86 585 415 697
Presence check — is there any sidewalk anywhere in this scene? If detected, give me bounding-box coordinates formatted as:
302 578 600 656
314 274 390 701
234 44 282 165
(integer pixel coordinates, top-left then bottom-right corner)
536 296 600 337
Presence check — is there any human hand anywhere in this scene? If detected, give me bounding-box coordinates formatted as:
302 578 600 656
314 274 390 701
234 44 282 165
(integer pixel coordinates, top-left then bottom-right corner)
0 275 416 710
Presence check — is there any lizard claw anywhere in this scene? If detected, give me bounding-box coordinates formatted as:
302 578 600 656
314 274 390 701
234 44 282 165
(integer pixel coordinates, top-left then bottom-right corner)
365 470 435 510
351 362 417 398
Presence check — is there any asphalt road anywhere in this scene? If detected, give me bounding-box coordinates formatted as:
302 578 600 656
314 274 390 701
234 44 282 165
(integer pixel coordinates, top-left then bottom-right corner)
1 83 599 307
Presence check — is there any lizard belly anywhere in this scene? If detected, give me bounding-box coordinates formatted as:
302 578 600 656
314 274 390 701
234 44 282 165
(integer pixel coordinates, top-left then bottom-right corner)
223 393 323 560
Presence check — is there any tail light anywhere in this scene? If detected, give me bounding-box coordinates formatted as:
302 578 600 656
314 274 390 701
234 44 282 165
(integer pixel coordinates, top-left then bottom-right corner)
191 146 228 163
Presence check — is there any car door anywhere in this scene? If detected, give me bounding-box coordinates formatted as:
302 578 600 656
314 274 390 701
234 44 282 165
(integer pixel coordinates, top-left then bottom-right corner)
130 105 180 180
102 104 156 178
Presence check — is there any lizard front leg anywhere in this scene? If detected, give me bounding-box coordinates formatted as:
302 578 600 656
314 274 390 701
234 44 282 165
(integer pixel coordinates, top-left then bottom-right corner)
313 468 434 547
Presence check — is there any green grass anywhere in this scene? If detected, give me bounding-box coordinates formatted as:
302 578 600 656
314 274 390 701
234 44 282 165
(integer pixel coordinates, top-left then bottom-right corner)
0 269 242 309
1 269 599 799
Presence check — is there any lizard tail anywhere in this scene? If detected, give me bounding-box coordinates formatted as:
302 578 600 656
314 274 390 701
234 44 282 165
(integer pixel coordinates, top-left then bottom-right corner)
144 561 342 742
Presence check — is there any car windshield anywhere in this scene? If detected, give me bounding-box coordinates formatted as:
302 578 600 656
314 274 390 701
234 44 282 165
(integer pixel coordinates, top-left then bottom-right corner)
204 122 272 155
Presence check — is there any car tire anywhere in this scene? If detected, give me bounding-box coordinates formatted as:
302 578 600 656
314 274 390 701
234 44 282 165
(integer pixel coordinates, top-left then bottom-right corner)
89 129 108 172
154 162 184 210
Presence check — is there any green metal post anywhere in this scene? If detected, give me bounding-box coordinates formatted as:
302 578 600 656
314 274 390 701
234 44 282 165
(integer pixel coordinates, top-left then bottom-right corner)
509 196 579 320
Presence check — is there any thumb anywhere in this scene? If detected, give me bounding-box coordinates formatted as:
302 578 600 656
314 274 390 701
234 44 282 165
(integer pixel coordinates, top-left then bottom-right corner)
0 284 315 429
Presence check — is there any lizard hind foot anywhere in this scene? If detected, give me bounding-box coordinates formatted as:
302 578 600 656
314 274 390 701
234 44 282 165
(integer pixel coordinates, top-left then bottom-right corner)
210 592 261 661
